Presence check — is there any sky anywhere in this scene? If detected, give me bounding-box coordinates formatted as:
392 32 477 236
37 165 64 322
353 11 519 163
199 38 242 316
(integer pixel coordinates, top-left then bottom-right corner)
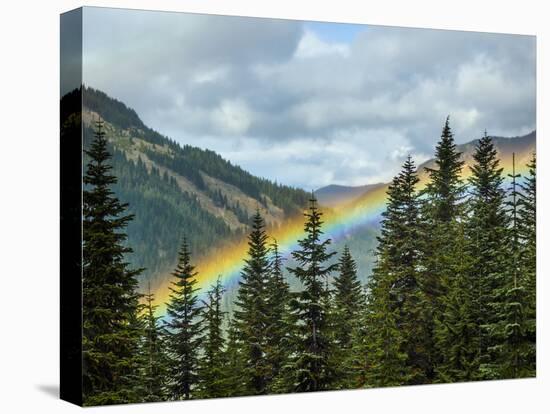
78 7 536 190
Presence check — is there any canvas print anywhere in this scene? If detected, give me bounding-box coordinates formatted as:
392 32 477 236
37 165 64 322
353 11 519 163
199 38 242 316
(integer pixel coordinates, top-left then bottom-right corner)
60 6 536 406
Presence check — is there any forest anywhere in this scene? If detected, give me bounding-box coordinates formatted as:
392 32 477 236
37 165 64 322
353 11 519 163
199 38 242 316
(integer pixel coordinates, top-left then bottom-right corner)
76 86 311 282
81 117 536 406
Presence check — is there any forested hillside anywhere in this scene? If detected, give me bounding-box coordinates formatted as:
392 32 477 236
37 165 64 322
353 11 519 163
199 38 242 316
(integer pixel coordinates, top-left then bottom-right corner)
62 87 310 286
63 87 536 303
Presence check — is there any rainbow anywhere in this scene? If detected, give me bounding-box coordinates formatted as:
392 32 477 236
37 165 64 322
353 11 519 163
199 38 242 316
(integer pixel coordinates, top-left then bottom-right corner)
151 147 534 315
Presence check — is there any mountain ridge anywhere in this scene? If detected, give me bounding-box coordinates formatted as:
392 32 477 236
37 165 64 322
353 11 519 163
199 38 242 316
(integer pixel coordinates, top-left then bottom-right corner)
320 130 536 211
63 86 536 297
63 86 311 289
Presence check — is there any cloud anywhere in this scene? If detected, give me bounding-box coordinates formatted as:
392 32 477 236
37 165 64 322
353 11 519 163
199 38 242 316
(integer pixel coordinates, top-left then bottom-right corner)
81 7 536 189
294 30 351 59
211 99 253 135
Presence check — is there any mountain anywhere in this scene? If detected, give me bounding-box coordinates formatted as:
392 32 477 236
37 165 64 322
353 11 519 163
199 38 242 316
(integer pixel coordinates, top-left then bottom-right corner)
315 183 385 208
62 86 536 309
62 87 310 289
321 130 536 286
317 131 536 211
331 131 536 215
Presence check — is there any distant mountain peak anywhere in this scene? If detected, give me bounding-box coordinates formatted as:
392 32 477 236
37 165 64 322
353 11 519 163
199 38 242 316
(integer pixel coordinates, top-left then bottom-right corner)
316 130 535 209
315 182 385 208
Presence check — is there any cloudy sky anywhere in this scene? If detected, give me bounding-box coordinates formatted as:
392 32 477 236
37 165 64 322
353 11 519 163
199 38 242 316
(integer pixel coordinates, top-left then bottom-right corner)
79 7 536 190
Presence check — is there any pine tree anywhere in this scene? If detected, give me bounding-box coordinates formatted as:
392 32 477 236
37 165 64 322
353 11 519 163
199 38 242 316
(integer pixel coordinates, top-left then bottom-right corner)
332 245 365 388
423 117 465 223
286 194 338 392
487 153 533 378
232 209 271 394
223 318 248 397
82 120 143 405
362 261 409 387
518 153 536 374
458 133 508 380
197 277 229 398
140 286 169 402
359 156 425 386
164 239 203 400
419 118 465 381
433 221 479 382
348 297 370 388
264 239 291 392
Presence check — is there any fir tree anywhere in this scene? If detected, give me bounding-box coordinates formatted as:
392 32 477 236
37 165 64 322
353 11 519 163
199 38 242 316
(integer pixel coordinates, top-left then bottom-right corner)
434 221 479 382
232 209 271 394
423 116 465 223
223 319 248 397
460 133 508 379
140 286 169 402
332 245 365 387
393 156 430 384
419 118 465 381
487 153 533 378
198 277 229 398
82 120 143 405
286 194 338 392
518 153 536 374
264 239 291 392
360 156 425 386
362 262 409 387
164 239 203 400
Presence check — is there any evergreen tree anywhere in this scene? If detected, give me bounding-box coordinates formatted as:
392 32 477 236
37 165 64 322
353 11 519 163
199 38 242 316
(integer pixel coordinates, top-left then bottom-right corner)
140 286 169 402
419 118 465 381
82 120 143 405
487 153 533 378
198 277 229 398
264 239 291 392
362 260 409 387
462 133 508 379
286 195 338 392
423 116 465 223
223 319 248 397
518 153 536 374
433 221 478 382
164 239 203 400
348 295 370 388
332 245 365 388
359 156 425 386
232 210 271 394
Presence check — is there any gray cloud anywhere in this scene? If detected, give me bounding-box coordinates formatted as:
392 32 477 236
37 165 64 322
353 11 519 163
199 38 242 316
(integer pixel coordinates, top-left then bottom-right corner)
81 7 536 189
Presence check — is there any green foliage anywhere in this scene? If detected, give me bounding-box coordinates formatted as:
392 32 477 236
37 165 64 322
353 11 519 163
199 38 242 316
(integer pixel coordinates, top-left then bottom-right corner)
75 88 537 402
518 153 536 373
231 210 272 394
485 153 534 378
264 239 292 392
359 156 426 386
419 119 466 381
139 287 169 402
83 123 233 282
80 86 310 287
164 240 203 400
362 263 410 387
222 321 248 397
197 277 230 398
332 246 365 388
82 121 143 406
285 195 339 392
433 221 479 382
465 133 508 377
84 86 166 144
423 116 465 223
